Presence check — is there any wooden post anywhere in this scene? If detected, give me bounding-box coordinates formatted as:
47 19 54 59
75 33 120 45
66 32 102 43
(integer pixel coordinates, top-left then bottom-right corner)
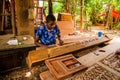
10 0 17 36
80 0 84 32
0 1 3 31
66 0 69 13
16 0 34 36
1 0 5 31
105 5 113 30
48 0 53 15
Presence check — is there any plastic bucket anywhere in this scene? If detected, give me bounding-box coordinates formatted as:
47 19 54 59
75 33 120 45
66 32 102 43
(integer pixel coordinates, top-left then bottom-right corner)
98 31 103 37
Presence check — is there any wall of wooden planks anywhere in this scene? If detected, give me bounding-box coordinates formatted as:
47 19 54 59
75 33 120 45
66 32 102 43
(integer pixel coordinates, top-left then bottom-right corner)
15 0 34 36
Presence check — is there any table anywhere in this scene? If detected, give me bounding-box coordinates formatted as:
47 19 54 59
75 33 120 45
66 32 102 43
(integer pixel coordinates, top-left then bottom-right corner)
0 35 36 73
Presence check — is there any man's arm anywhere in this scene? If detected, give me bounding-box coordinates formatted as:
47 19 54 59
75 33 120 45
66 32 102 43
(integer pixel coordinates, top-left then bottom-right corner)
57 34 63 45
35 37 48 48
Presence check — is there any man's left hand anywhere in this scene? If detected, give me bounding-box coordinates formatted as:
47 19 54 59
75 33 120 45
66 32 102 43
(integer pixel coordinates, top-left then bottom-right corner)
59 40 64 46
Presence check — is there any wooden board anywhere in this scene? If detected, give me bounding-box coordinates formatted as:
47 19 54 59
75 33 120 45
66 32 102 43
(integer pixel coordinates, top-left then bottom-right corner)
57 13 72 21
26 36 110 67
49 36 110 57
26 48 49 67
57 21 75 36
0 35 35 51
40 71 57 80
77 43 120 67
45 54 87 80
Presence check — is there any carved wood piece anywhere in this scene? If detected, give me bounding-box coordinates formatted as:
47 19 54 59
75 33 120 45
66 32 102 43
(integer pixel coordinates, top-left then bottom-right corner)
40 71 57 80
45 54 87 80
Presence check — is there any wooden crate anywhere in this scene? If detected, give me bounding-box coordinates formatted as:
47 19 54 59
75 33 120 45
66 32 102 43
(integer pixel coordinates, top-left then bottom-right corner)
57 13 72 21
45 54 87 80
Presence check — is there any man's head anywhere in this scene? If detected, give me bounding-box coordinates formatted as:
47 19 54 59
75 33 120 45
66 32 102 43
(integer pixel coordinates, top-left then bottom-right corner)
46 15 56 30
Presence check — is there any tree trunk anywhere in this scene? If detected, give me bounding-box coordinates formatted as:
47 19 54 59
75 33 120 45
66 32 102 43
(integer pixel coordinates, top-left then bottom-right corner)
80 0 84 32
48 0 53 15
105 5 113 30
66 0 69 13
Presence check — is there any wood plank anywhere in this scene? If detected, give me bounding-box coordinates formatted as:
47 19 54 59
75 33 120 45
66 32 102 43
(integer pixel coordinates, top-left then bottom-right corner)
40 71 57 80
26 48 49 67
57 21 75 36
51 61 67 76
57 13 72 21
77 43 120 67
26 36 110 67
63 58 78 66
49 36 110 57
0 35 35 51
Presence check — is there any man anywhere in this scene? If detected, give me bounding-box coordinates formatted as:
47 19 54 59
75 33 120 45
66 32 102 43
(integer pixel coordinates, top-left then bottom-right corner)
35 14 63 48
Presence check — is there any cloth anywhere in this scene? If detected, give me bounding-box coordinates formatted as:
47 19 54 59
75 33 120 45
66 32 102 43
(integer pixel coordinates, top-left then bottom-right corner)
36 24 60 45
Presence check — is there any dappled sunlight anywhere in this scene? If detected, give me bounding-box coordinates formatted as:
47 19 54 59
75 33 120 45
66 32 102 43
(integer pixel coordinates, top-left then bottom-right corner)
109 36 120 44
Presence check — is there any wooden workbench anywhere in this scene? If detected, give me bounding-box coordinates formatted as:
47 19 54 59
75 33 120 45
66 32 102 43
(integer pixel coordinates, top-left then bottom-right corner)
0 35 36 72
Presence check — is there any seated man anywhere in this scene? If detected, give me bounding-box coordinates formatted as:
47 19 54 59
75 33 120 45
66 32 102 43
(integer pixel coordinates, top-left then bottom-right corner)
35 14 63 48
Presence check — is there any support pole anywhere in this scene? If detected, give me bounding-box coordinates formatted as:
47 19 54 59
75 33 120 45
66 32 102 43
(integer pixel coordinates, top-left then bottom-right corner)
66 0 69 13
1 0 5 31
80 0 84 32
10 0 17 36
48 0 53 15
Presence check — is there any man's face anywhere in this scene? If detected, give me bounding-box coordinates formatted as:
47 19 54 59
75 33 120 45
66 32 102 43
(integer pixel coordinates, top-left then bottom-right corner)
47 21 56 30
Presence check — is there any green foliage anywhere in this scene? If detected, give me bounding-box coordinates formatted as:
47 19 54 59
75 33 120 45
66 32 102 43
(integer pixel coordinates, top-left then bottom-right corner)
117 26 120 30
113 23 120 30
43 0 120 30
83 0 120 25
43 1 65 15
84 0 106 24
53 2 65 14
44 2 48 15
112 0 120 11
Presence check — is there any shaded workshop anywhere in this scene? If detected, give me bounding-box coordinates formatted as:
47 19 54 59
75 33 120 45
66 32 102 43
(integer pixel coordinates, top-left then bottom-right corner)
0 0 120 80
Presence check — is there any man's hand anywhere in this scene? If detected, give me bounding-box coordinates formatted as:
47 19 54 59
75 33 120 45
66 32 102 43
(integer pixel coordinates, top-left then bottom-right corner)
40 44 49 48
59 39 64 46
